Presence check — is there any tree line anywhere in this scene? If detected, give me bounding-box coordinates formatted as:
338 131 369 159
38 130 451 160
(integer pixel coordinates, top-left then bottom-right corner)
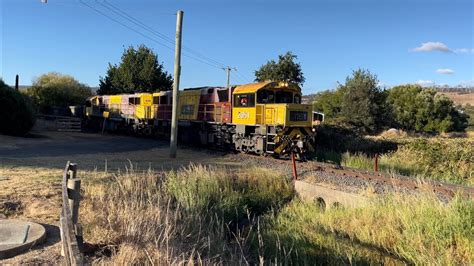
312 70 469 134
3 45 469 136
253 51 469 134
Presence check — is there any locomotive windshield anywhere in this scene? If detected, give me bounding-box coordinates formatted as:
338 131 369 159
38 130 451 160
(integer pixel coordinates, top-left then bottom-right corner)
256 89 301 104
257 89 275 103
275 91 294 103
234 94 255 107
294 94 301 104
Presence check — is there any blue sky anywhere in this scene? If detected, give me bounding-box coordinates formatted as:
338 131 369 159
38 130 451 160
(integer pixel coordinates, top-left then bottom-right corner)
1 0 473 94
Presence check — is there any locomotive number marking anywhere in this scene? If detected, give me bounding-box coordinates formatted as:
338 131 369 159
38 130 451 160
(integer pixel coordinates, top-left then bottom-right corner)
237 111 250 119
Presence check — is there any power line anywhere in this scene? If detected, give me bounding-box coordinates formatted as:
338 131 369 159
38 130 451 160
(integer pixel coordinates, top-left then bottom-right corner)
234 69 253 84
100 0 227 68
79 0 223 69
78 0 173 51
80 0 249 87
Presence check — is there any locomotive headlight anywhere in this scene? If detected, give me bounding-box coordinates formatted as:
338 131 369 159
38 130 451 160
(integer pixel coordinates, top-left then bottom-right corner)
297 140 304 148
312 128 316 132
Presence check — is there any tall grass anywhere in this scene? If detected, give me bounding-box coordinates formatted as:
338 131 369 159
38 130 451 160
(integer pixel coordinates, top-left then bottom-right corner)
81 165 293 264
257 194 474 265
80 164 473 264
342 138 474 185
164 165 294 224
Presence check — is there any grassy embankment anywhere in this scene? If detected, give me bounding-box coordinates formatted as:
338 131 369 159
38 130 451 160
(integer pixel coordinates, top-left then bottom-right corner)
80 165 473 265
341 138 473 185
313 124 473 185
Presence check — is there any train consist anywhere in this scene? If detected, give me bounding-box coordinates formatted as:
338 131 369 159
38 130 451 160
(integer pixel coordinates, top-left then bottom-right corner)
84 81 321 157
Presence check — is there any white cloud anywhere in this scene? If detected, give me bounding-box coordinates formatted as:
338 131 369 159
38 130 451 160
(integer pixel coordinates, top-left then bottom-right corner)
454 48 474 54
416 80 435 87
412 42 452 53
436 68 454 75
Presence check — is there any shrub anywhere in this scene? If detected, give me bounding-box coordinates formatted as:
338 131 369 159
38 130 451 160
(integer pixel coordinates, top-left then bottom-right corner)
313 124 397 163
0 79 36 135
388 85 469 133
27 72 92 114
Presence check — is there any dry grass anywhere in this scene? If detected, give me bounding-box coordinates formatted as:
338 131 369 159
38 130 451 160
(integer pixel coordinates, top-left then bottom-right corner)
438 92 474 106
2 162 473 265
342 137 474 185
0 166 64 264
1 131 473 264
0 166 62 222
80 164 293 264
258 193 474 265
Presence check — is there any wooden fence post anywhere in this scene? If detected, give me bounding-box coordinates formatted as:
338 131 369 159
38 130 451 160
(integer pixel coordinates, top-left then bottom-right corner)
60 161 84 265
67 178 81 225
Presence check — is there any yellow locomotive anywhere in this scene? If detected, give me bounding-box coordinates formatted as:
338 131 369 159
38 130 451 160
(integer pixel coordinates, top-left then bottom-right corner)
85 81 318 157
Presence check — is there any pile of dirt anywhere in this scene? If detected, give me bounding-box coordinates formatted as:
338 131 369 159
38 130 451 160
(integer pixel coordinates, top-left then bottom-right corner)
379 128 408 139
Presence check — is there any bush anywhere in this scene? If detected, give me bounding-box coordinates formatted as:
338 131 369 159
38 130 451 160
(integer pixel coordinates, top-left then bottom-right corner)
313 124 397 163
27 72 92 114
0 79 36 135
388 85 469 133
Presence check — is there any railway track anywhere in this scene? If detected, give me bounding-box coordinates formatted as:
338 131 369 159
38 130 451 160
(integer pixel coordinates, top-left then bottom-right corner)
299 162 474 201
231 153 474 201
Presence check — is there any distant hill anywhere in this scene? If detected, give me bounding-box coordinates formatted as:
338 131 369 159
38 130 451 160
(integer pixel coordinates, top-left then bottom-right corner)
438 92 474 106
302 94 317 104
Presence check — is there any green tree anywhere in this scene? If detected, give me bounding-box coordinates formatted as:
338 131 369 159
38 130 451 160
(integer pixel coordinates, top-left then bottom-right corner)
98 45 173 95
0 79 36 135
388 85 468 132
255 51 305 86
386 84 422 130
27 72 92 113
340 69 390 133
312 88 345 120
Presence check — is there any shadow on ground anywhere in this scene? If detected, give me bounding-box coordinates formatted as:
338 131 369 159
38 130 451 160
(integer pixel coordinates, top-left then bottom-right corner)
0 131 242 171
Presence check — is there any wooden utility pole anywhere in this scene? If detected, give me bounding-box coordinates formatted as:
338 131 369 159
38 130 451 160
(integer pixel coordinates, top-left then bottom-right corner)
15 75 19 91
223 66 236 89
170 10 183 158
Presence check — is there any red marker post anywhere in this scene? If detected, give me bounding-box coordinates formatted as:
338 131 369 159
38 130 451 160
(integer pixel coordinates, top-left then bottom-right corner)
291 152 298 180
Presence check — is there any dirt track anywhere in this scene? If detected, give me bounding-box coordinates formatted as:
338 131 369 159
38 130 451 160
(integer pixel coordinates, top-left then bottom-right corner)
0 131 241 171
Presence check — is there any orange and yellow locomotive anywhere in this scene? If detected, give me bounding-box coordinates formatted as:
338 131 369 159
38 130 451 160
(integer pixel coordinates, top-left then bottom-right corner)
85 81 319 157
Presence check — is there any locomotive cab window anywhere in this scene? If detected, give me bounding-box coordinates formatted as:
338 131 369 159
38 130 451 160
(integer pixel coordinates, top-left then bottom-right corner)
257 89 275 104
234 94 255 107
153 96 160 105
159 96 167 104
129 97 140 105
294 94 301 104
275 91 293 103
217 88 229 102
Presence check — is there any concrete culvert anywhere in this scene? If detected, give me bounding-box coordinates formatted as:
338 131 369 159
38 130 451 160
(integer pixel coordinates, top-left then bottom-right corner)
314 197 326 210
